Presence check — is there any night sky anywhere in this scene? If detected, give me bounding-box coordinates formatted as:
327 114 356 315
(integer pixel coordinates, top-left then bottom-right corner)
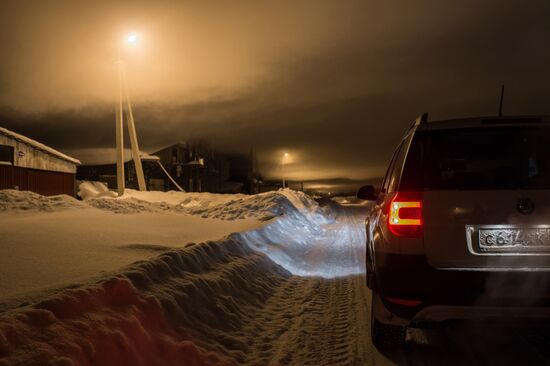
1 0 550 192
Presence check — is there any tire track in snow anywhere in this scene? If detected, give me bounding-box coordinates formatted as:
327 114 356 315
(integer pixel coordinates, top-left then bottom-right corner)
232 204 550 366
241 275 371 366
233 204 376 366
241 277 308 365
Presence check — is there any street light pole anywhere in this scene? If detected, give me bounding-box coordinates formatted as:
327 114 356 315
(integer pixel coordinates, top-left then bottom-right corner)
115 59 125 196
114 34 147 195
120 64 146 191
282 152 288 189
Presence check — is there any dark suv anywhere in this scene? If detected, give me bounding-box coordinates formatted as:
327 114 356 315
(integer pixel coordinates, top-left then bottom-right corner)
358 114 550 350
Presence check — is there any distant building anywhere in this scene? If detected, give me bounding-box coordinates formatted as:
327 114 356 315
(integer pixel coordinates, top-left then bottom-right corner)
151 142 255 193
0 126 81 196
77 141 258 194
76 157 161 192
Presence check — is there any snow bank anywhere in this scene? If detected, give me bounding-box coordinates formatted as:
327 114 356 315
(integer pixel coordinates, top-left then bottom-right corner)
0 207 261 310
0 187 363 306
0 190 86 212
237 194 368 278
178 189 328 221
77 181 117 200
84 187 328 222
98 187 366 278
120 189 235 209
4 184 321 222
0 237 290 366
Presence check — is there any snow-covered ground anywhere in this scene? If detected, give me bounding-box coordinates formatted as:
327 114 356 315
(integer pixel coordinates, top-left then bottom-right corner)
0 187 372 365
0 187 362 310
3 188 545 366
0 190 264 310
1 185 329 299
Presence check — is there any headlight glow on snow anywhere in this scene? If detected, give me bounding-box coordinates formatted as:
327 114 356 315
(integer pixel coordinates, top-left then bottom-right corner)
238 203 367 279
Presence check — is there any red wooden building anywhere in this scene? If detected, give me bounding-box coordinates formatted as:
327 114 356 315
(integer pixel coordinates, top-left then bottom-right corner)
0 127 80 196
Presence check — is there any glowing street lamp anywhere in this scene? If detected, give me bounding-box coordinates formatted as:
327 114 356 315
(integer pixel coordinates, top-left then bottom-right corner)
127 34 138 44
282 152 289 189
115 33 147 196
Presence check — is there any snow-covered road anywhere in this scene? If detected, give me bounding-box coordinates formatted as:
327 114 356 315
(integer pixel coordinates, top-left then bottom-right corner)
233 204 379 365
3 190 550 365
235 205 550 365
237 275 371 365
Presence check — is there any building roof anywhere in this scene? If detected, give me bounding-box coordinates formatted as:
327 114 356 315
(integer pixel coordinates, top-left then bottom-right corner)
139 152 160 162
0 126 81 165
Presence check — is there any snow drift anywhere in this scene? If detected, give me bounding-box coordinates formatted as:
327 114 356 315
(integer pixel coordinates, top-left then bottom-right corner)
83 186 327 222
0 187 368 365
0 237 291 366
77 181 118 200
0 190 86 212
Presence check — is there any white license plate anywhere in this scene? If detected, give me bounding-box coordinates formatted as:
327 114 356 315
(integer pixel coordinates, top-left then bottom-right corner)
479 228 550 252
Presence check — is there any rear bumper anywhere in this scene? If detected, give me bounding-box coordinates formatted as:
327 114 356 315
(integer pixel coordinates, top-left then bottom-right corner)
414 305 550 323
374 253 550 323
372 290 550 327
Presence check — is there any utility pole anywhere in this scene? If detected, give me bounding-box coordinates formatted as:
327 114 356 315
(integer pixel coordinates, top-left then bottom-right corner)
115 60 125 196
114 35 147 195
120 65 146 191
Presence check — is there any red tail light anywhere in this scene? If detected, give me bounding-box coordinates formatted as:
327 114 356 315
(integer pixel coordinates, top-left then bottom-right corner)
387 191 423 238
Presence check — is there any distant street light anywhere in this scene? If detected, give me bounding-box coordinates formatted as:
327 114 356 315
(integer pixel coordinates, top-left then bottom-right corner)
282 152 289 189
127 34 138 44
115 33 147 196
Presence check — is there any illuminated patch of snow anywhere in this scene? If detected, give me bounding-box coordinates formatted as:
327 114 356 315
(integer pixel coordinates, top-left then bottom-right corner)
238 197 368 278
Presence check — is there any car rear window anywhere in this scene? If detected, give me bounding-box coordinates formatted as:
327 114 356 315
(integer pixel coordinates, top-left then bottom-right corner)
399 126 550 191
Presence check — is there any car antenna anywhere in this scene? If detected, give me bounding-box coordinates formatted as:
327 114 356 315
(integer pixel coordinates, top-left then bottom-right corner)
498 84 504 117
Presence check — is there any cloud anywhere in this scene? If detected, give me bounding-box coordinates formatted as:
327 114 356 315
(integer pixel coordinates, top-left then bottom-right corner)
1 0 550 187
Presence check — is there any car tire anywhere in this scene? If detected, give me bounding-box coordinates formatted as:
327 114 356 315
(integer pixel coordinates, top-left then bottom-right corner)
371 292 406 350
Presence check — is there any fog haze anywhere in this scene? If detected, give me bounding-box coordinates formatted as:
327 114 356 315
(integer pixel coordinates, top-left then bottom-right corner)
1 0 549 188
